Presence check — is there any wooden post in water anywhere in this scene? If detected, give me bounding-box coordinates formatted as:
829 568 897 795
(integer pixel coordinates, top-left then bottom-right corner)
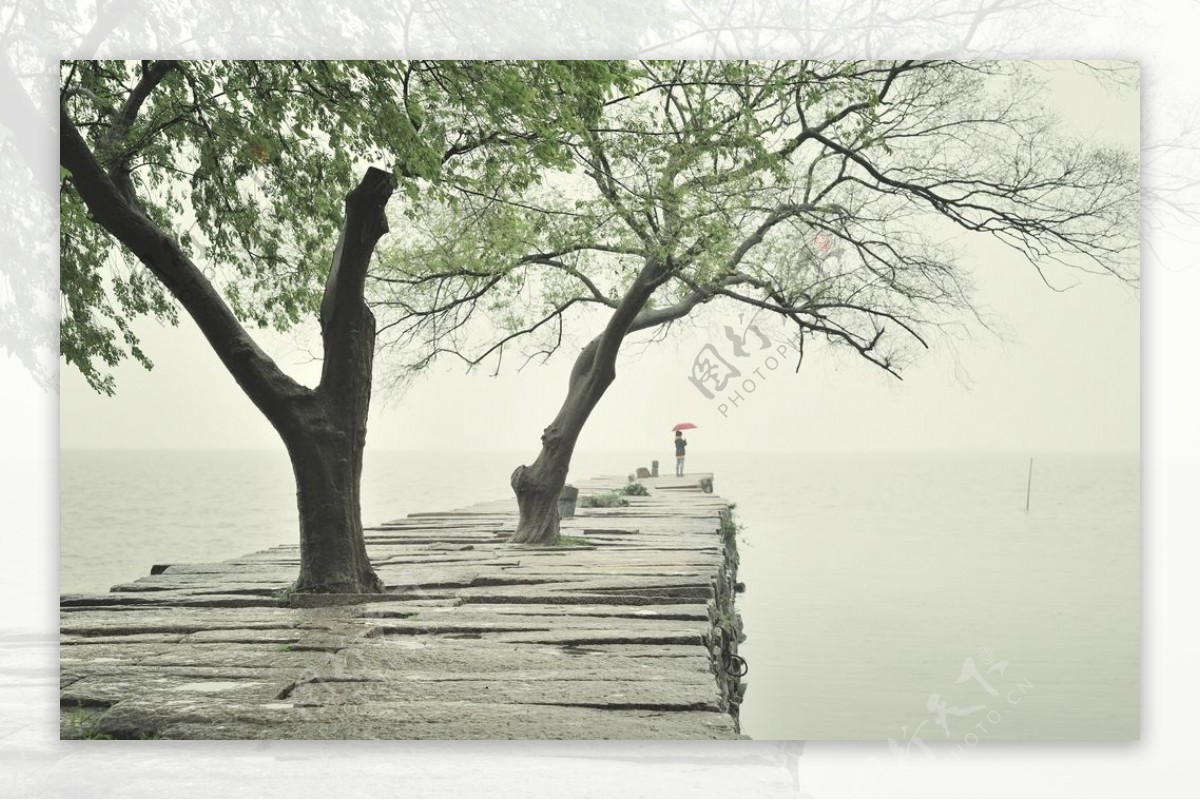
1025 457 1034 512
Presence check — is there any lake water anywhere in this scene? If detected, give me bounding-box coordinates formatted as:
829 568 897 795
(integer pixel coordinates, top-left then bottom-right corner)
60 449 1139 741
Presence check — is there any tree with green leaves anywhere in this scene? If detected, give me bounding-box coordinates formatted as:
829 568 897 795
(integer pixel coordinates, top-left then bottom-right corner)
60 59 623 592
376 60 1137 545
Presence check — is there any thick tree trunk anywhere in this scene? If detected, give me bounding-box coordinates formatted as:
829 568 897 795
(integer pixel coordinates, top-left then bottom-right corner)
286 413 382 594
510 359 608 545
510 260 672 544
511 289 667 545
282 168 391 593
510 459 569 545
284 295 382 593
508 258 728 544
510 259 670 544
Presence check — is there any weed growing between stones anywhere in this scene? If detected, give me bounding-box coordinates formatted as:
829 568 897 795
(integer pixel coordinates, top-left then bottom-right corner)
579 492 628 508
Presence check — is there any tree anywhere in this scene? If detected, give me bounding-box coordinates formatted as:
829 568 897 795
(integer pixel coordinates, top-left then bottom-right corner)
376 60 1138 545
60 59 623 591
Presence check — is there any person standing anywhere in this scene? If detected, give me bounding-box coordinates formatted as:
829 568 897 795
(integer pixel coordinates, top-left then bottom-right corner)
674 430 688 477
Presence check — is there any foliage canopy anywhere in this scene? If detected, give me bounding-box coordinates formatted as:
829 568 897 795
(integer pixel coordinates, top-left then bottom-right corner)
60 59 628 393
375 60 1137 379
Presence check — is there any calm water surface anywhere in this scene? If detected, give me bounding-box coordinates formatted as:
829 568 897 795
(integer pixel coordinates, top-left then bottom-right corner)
60 449 1139 740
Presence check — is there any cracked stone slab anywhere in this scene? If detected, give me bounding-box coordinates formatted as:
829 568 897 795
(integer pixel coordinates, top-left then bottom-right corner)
93 696 742 740
283 677 724 711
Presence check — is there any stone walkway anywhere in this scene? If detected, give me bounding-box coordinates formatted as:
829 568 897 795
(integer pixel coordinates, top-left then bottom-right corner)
59 474 746 739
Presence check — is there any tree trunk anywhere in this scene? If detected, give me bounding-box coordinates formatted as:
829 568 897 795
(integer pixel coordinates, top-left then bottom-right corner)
509 260 670 545
510 459 570 545
284 293 383 593
286 411 382 594
281 167 391 592
510 359 608 545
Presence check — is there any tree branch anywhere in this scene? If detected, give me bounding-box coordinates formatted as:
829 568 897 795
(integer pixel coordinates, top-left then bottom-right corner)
100 60 178 202
61 105 313 429
319 167 395 398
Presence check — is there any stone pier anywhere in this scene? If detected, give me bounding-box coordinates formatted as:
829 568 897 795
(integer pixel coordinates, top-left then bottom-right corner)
59 473 746 739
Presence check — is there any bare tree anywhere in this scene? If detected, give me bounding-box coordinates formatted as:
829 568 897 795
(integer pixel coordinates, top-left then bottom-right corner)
375 59 1138 544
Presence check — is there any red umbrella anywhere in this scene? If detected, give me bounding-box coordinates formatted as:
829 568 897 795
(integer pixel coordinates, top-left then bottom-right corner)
673 422 697 431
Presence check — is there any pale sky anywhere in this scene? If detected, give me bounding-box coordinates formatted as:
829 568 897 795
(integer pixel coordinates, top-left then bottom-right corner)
59 63 1140 454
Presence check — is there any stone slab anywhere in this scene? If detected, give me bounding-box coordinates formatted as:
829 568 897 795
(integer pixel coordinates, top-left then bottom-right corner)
59 473 744 740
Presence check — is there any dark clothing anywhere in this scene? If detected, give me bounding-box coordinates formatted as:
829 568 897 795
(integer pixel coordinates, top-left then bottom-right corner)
674 437 687 456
